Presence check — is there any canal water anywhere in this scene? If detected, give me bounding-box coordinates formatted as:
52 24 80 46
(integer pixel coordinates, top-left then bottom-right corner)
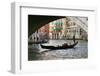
28 40 88 61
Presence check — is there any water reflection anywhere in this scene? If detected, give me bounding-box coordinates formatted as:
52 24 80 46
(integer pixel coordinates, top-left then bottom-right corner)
28 40 88 60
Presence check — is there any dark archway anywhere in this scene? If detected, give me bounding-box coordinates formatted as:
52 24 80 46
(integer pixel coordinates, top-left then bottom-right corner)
28 15 65 37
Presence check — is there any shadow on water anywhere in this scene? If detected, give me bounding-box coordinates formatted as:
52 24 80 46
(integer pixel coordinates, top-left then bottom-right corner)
28 47 41 61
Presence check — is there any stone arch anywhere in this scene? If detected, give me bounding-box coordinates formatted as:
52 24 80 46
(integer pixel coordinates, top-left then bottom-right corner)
28 15 65 37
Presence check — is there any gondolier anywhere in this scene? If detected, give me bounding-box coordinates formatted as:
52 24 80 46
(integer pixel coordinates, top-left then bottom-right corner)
73 34 76 43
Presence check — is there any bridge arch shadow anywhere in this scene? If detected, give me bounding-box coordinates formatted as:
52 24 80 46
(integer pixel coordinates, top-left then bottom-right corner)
28 15 65 37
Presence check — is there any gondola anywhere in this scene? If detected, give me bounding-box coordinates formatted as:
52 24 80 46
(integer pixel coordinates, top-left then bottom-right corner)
40 41 78 50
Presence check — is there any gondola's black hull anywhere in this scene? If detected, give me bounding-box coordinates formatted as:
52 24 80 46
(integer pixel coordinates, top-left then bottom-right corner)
40 41 78 50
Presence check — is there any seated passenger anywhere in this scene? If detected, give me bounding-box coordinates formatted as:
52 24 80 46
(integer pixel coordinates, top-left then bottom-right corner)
62 43 68 47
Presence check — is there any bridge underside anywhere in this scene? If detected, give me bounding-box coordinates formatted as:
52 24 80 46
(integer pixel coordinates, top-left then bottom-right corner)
28 15 65 37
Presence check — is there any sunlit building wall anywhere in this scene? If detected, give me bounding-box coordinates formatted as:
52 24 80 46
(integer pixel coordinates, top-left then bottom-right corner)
49 17 87 40
49 19 63 39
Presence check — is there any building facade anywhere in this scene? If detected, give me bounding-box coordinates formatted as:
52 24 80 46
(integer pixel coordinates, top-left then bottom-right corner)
49 17 88 40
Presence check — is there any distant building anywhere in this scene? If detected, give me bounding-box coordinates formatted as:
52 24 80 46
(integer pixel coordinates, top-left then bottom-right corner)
49 17 88 40
38 24 49 40
49 19 63 39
